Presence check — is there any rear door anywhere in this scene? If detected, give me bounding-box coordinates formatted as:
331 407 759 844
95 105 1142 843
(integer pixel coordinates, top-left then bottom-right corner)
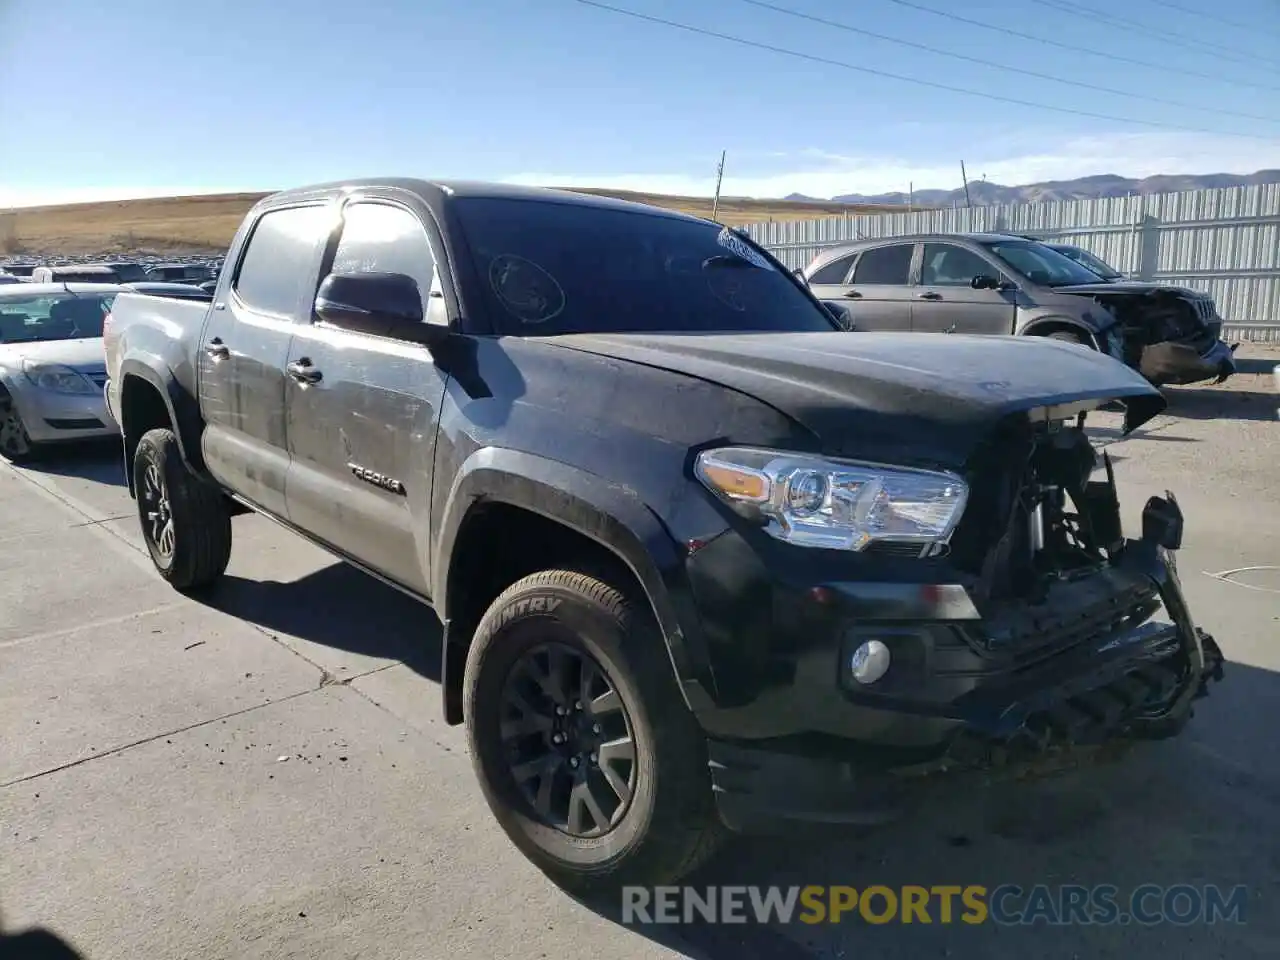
910 241 1017 335
283 195 452 595
198 202 333 518
828 243 916 331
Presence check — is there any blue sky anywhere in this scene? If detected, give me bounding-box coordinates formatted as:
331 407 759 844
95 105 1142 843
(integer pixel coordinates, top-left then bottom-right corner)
1 0 1278 207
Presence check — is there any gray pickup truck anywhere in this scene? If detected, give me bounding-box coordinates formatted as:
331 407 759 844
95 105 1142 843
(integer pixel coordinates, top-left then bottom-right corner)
103 179 1224 892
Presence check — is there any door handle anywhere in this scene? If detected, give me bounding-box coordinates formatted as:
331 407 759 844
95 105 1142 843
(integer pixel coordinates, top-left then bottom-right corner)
205 338 229 358
286 359 322 384
842 289 862 298
917 291 943 300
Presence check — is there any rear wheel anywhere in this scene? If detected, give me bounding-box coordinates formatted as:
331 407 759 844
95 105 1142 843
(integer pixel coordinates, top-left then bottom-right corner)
0 390 37 463
133 427 232 591
463 569 723 894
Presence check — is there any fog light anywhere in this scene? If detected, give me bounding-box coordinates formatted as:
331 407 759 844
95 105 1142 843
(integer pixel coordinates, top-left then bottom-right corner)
849 639 891 685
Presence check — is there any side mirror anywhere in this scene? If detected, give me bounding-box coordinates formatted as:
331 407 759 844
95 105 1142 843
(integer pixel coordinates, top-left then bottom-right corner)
314 272 447 345
824 301 856 330
971 274 1016 292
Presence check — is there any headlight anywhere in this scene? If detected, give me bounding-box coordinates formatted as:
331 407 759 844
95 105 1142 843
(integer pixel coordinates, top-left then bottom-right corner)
694 446 968 552
22 359 97 395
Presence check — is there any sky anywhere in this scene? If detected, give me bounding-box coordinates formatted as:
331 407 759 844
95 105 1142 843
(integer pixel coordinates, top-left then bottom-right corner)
1 0 1279 207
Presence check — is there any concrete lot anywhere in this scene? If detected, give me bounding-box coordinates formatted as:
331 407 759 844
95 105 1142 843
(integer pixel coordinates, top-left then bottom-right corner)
2 347 1278 959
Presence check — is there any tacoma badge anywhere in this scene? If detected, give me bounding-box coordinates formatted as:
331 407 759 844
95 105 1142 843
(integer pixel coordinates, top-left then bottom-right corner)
347 462 406 495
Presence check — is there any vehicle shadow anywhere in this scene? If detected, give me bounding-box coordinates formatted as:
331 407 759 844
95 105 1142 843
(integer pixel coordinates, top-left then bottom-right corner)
1161 387 1278 422
20 440 125 486
0 911 85 960
587 660 1280 959
199 565 442 681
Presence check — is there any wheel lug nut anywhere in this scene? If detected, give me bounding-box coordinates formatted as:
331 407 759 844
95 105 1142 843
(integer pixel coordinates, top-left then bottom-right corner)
574 700 582 711
555 706 567 716
592 724 601 734
590 753 598 765
551 733 564 745
569 757 580 769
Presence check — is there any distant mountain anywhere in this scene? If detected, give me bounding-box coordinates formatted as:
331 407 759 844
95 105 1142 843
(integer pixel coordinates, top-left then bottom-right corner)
825 169 1280 206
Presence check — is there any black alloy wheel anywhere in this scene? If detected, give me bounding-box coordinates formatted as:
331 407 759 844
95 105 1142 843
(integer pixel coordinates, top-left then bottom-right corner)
500 641 637 838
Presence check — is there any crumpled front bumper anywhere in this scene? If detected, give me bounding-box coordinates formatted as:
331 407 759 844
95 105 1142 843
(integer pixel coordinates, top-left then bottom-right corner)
1139 335 1237 386
706 495 1226 832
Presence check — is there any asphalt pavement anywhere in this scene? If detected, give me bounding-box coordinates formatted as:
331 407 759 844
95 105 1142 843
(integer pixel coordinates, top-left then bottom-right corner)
2 348 1278 959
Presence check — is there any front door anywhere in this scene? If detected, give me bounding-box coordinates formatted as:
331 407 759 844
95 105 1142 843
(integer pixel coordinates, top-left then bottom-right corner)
283 197 452 595
910 242 1018 335
198 202 333 518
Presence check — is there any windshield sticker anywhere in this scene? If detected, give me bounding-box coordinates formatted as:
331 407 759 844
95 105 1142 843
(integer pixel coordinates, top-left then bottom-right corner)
488 254 565 325
715 228 775 271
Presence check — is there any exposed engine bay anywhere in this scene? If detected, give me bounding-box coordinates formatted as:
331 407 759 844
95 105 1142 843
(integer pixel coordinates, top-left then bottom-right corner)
952 413 1133 607
1060 285 1237 386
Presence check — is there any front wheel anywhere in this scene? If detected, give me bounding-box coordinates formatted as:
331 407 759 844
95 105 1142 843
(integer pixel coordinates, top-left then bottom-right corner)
463 569 724 894
0 392 37 463
133 427 232 591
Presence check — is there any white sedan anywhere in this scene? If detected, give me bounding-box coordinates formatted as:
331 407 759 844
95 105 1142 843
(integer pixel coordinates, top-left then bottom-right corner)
0 282 124 462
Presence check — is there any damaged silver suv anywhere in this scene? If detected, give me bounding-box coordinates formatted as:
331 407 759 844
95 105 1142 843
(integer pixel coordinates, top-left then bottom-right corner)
802 232 1236 385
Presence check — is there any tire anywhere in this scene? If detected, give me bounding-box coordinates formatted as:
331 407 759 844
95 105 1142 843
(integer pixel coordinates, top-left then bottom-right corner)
1045 330 1090 348
463 569 724 894
133 427 232 591
0 392 38 463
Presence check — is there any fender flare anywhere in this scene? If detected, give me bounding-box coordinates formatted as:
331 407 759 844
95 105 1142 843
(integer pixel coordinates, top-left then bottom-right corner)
1020 316 1105 351
433 446 716 718
118 357 206 481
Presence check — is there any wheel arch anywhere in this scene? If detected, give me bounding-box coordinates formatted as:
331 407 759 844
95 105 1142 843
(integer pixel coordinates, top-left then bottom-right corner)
1019 315 1103 350
433 447 714 726
117 359 205 494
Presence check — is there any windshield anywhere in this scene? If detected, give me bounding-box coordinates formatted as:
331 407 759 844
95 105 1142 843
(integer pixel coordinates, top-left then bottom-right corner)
1051 245 1122 279
0 293 111 343
454 198 836 335
979 239 1107 287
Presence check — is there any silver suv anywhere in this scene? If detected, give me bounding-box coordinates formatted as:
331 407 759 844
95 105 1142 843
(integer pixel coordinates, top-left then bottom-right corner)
800 232 1235 385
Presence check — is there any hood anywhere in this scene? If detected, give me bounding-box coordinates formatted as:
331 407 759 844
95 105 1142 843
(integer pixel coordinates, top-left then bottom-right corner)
0 337 106 372
552 332 1165 469
1055 280 1208 299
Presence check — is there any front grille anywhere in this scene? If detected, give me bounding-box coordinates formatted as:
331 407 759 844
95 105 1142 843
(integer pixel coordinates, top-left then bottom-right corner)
958 579 1161 668
864 542 929 559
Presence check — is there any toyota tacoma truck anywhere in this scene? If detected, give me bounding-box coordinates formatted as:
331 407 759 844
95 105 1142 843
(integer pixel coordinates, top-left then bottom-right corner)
103 180 1225 892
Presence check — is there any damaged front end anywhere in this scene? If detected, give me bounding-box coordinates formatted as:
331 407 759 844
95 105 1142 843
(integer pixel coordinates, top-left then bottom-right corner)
918 410 1225 778
1066 284 1237 386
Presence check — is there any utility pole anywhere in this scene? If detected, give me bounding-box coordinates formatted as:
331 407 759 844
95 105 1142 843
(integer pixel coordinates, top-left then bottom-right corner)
908 181 913 213
960 160 972 208
711 150 726 222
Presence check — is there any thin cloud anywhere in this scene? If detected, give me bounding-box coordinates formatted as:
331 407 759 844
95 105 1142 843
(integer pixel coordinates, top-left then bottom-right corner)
505 132 1280 199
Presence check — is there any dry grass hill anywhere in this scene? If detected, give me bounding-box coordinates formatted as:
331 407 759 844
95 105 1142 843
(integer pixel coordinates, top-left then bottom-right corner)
0 188 902 258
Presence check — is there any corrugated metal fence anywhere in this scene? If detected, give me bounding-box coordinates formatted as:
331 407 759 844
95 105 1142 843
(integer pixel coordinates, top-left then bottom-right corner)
742 184 1280 338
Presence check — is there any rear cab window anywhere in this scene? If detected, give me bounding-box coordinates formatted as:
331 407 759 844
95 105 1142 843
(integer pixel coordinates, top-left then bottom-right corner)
232 205 332 317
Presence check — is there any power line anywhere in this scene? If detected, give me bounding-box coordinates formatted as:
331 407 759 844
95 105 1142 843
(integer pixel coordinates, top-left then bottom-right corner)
566 0 1278 140
1140 0 1280 38
876 0 1280 93
735 0 1280 125
1026 0 1266 64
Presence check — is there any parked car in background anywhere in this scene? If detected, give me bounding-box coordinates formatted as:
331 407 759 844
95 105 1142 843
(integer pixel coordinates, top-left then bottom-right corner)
104 178 1224 892
100 260 152 283
0 283 120 461
145 262 217 283
0 273 22 285
0 263 38 278
118 281 213 302
800 233 1235 385
30 264 127 285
